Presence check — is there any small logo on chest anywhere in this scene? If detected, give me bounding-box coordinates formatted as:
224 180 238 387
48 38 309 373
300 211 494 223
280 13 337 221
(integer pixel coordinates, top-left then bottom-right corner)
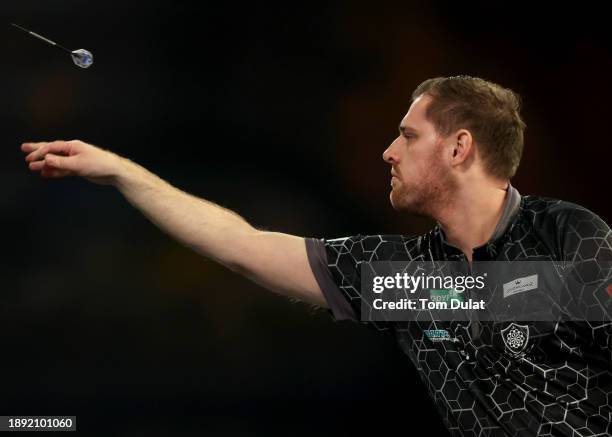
503 274 538 298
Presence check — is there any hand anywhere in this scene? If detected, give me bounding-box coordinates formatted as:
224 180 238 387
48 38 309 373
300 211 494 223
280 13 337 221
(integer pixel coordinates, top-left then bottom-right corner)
22 140 125 185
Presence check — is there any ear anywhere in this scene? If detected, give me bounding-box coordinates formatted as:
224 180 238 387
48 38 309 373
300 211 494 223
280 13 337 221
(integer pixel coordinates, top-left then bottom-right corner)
450 129 473 166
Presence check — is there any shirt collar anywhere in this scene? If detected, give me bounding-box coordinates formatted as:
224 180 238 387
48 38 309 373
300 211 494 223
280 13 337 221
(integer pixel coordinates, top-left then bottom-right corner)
489 183 521 241
435 184 522 259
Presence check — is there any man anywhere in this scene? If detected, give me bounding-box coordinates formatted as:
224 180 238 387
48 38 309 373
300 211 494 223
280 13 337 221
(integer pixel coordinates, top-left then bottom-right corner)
22 76 611 436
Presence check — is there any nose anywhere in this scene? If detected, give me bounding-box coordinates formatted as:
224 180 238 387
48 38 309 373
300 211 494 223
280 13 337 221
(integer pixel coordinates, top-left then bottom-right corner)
382 137 400 164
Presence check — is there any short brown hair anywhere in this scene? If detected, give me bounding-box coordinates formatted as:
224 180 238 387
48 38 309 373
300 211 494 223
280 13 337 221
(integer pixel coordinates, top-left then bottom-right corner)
412 76 526 179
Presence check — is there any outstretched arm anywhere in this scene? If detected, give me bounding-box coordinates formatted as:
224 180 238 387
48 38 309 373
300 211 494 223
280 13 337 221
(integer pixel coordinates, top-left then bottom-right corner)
22 140 326 307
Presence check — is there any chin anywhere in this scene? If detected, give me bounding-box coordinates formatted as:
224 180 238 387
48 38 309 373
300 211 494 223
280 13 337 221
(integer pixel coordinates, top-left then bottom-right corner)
389 192 397 209
390 189 409 211
390 189 428 216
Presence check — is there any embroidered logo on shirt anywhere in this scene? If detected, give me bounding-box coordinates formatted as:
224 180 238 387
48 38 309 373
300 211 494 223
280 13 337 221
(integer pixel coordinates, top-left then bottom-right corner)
424 329 456 342
503 274 538 298
501 323 530 356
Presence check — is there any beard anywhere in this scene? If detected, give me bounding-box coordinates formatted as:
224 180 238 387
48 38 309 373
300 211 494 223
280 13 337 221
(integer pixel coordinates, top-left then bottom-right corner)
390 156 457 218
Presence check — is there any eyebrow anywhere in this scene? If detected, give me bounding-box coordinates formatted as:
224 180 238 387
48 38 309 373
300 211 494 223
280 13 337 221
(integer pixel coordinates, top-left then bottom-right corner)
398 125 419 135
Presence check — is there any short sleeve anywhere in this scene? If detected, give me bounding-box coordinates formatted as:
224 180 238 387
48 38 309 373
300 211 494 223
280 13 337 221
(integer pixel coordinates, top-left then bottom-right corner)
305 235 409 334
305 237 358 321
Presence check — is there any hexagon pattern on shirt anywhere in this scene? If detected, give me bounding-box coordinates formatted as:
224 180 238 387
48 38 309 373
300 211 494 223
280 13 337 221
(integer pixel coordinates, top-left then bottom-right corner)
321 196 612 436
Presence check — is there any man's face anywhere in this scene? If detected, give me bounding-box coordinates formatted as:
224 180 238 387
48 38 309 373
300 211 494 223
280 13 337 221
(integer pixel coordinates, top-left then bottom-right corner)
382 94 456 216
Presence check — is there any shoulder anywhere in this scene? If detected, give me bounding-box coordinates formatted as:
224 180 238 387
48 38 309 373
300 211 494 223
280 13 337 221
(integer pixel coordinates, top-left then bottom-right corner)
520 195 611 259
323 234 425 263
521 195 609 232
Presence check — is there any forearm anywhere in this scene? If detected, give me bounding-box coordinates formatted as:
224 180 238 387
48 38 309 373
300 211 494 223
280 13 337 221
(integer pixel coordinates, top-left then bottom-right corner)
113 157 256 270
22 140 324 305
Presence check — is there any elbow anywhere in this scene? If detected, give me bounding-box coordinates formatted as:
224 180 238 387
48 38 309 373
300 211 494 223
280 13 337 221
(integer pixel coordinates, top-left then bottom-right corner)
218 229 264 277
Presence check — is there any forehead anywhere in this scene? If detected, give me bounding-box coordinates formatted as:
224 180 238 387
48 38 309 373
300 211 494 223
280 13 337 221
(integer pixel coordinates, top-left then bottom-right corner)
400 94 434 131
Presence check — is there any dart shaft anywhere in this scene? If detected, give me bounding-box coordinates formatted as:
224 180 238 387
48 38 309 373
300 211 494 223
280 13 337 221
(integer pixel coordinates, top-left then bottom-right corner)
10 23 71 53
28 30 57 46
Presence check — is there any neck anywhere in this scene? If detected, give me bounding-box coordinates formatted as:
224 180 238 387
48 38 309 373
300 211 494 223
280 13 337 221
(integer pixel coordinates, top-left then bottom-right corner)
435 181 509 261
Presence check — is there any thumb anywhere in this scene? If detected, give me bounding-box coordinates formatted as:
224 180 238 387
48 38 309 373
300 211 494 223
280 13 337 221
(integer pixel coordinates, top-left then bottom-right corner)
45 153 74 170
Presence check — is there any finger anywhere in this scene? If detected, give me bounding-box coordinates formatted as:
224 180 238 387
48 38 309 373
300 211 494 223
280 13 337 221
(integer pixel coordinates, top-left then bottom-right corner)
25 143 52 162
28 160 45 171
28 158 72 176
44 153 76 171
21 142 47 153
25 141 72 163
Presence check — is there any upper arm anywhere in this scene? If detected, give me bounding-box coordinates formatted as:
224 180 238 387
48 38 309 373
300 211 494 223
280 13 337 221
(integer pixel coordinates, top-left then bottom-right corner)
230 231 396 336
230 230 328 307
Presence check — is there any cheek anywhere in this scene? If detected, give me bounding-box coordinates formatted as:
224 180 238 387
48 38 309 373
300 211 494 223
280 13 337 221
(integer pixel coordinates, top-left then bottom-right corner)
406 147 433 176
424 145 447 170
400 140 443 180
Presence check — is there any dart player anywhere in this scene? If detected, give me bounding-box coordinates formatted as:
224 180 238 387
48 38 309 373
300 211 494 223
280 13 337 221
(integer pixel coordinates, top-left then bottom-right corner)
21 76 612 437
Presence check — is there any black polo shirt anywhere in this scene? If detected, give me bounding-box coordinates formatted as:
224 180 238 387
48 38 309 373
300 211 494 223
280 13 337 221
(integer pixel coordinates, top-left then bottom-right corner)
305 186 612 437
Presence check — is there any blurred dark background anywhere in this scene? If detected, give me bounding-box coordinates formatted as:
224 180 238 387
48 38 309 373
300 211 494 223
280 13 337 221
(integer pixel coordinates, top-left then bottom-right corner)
1 1 611 435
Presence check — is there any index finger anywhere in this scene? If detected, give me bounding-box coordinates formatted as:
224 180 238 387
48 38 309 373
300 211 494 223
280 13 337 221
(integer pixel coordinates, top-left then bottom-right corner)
24 141 72 163
21 142 48 153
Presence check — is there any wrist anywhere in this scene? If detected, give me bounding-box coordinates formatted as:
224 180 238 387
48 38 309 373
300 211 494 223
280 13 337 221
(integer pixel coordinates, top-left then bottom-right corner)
111 155 138 190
